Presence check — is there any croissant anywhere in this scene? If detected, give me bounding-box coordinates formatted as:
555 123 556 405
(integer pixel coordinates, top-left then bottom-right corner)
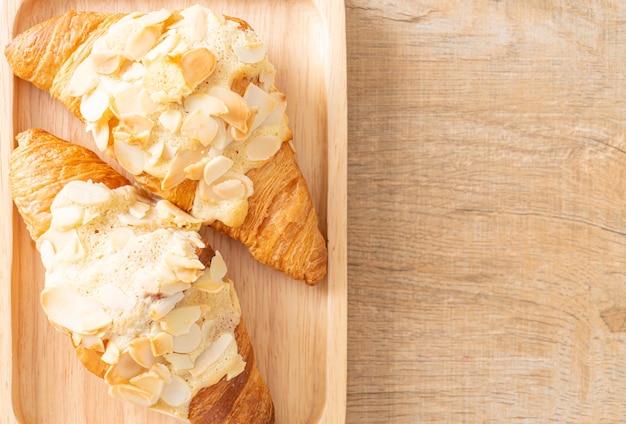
9 128 274 423
5 6 327 285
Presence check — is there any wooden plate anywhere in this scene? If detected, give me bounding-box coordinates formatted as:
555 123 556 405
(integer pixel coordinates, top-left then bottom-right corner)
0 1 347 423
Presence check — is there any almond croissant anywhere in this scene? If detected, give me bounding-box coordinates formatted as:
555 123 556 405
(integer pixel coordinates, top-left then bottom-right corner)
5 6 327 284
9 128 274 423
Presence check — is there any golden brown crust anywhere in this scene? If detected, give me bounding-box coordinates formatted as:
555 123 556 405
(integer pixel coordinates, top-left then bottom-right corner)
9 128 129 240
9 128 274 424
213 143 327 285
5 9 328 284
189 321 275 424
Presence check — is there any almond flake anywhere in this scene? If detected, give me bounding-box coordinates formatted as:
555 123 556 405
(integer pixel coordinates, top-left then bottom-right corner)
189 333 234 378
180 47 216 88
87 120 111 151
108 384 156 407
209 251 228 282
91 51 123 75
203 155 233 186
67 59 99 97
129 201 151 218
212 179 245 200
150 292 185 320
161 149 200 190
114 85 158 116
146 140 166 165
80 86 110 122
164 253 204 270
129 337 159 368
181 109 219 147
243 83 278 132
63 181 112 205
125 26 161 60
160 375 192 407
158 110 183 134
246 134 282 162
183 94 228 116
209 86 250 132
233 42 267 64
51 205 84 231
130 371 164 400
183 158 209 180
163 353 194 371
161 306 202 336
159 281 192 296
138 9 171 26
101 341 121 365
82 336 105 353
264 92 287 126
172 323 201 353
119 114 154 139
38 239 55 270
41 286 112 335
114 139 145 175
150 332 174 356
105 352 145 385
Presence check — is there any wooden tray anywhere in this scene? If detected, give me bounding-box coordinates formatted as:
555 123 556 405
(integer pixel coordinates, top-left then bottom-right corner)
0 1 347 423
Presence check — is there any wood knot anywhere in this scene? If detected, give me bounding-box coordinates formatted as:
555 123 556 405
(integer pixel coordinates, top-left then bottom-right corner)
600 306 626 332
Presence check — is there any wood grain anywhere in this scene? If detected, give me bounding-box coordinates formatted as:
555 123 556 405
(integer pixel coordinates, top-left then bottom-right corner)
0 0 347 423
347 0 626 422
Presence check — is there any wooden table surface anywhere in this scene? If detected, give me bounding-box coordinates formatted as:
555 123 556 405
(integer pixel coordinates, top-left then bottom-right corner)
345 1 626 422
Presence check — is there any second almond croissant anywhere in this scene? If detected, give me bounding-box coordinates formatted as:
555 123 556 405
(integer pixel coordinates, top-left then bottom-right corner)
5 5 327 284
9 128 274 423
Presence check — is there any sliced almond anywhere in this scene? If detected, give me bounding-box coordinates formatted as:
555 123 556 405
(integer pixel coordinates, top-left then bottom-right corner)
211 119 230 151
159 281 192 296
263 92 287 126
98 284 136 311
160 306 202 336
101 341 121 365
243 83 277 132
183 158 209 180
80 85 110 122
259 66 276 91
41 286 112 335
129 201 151 219
145 32 182 61
189 333 234 378
230 109 259 142
209 86 250 132
120 61 147 82
118 114 154 140
150 292 185 320
130 371 164 400
203 155 233 186
125 26 161 61
138 9 171 27
67 59 99 97
246 134 282 162
150 332 174 357
163 353 194 371
86 120 111 152
82 336 105 353
63 181 112 205
209 251 228 282
233 41 267 64
196 180 213 202
108 384 156 407
38 239 56 270
164 253 204 271
160 374 192 407
91 51 123 75
129 337 159 368
158 110 183 134
211 179 246 200
172 323 202 354
114 139 145 176
146 139 166 165
50 205 84 231
181 109 219 147
105 352 145 385
180 47 216 88
161 149 201 190
183 94 228 116
114 85 158 117
150 363 172 382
